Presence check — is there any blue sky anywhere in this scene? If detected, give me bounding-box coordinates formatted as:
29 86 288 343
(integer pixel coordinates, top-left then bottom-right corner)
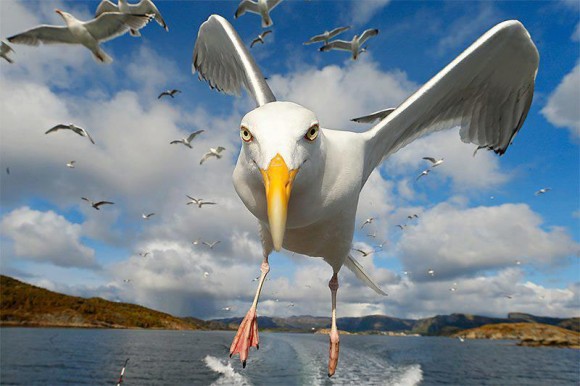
0 0 578 320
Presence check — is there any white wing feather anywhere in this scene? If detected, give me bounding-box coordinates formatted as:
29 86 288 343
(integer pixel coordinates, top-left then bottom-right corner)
8 26 76 46
343 255 387 296
84 13 151 42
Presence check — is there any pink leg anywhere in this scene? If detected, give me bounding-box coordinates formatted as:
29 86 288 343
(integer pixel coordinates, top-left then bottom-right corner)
328 273 340 377
230 257 270 368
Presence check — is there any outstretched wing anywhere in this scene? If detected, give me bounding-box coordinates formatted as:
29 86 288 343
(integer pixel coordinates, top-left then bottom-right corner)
303 33 326 45
199 153 212 165
84 13 152 42
95 0 119 17
136 0 168 30
359 28 379 45
235 0 260 18
95 201 115 207
344 255 387 296
186 130 204 142
320 40 352 52
45 124 69 134
8 26 76 46
328 26 351 38
351 108 395 124
363 21 539 182
192 15 276 107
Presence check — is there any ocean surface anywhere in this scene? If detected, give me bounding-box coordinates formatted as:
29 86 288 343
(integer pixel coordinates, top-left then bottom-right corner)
0 328 578 385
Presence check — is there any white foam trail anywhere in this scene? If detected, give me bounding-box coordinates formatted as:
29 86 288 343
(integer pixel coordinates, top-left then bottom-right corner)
203 355 252 386
392 364 423 386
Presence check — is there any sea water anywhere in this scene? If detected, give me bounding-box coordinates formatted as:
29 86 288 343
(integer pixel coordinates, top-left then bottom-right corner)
1 328 578 385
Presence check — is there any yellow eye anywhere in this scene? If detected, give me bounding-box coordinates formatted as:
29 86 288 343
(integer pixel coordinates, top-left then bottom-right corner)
240 127 253 142
305 124 319 141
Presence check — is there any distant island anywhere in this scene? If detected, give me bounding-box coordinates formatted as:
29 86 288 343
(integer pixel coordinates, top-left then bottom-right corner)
1 275 578 348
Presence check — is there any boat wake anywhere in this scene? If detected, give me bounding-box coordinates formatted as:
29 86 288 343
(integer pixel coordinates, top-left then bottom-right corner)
203 355 252 386
392 364 423 386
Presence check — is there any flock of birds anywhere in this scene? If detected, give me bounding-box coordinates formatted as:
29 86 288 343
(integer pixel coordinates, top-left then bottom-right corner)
2 0 545 379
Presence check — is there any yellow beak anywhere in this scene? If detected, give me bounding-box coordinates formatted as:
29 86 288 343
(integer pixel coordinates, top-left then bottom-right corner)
260 154 298 251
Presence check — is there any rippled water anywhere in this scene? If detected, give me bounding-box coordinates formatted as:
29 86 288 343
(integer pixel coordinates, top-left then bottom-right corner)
1 328 578 385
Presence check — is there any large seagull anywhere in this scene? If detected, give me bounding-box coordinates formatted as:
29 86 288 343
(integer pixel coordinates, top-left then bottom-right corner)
192 15 538 376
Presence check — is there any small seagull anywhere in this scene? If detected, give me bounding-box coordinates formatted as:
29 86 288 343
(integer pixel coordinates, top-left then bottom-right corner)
288 303 295 307
458 336 465 342
250 30 272 47
82 197 114 210
304 26 350 46
407 214 419 220
192 240 201 246
203 241 221 249
6 167 10 175
535 188 551 196
360 217 375 229
416 169 431 181
142 213 155 219
449 287 457 292
234 0 283 28
138 251 151 257
170 130 204 148
186 196 216 208
353 248 374 257
504 294 513 299
222 306 232 311
203 271 210 278
123 279 131 283
374 240 388 250
319 28 379 60
396 224 407 230
422 157 444 167
515 260 521 265
66 161 76 168
402 271 410 276
200 147 226 165
366 232 377 239
158 89 181 99
427 269 435 277
351 108 395 124
46 124 95 144
0 41 15 63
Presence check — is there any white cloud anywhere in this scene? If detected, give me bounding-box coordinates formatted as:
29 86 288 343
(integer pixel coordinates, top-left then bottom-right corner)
345 0 391 26
397 202 579 280
1 207 97 268
542 63 580 139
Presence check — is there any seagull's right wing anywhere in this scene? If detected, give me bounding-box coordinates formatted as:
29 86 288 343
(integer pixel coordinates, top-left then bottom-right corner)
45 124 69 134
359 29 379 45
95 0 119 17
199 153 211 165
8 26 76 46
84 13 152 42
422 157 436 163
235 0 259 18
329 26 351 38
192 15 276 107
303 34 325 45
320 40 352 52
81 129 96 144
351 108 395 124
362 21 539 183
186 130 204 142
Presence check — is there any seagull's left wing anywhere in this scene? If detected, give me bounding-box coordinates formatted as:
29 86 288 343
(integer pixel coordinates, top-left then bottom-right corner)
192 15 276 107
320 40 352 52
362 20 539 182
187 130 204 142
84 13 152 42
359 28 379 45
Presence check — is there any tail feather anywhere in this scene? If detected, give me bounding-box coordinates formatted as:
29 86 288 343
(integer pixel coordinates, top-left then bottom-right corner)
344 255 387 296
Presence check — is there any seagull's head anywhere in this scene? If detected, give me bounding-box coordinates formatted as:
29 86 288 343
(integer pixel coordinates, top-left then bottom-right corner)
55 9 73 23
233 101 325 251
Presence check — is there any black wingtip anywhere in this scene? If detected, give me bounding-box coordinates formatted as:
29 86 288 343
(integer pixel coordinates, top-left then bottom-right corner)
242 360 246 369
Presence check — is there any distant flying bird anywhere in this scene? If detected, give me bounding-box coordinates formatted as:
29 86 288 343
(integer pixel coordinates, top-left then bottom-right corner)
504 294 513 299
396 224 407 230
45 124 95 144
304 26 350 45
142 212 155 219
353 248 374 257
250 30 272 47
66 161 76 168
200 147 226 165
535 188 551 196
374 240 388 250
427 269 435 276
407 214 419 220
288 302 295 307
515 260 521 265
192 240 200 245
95 0 168 36
449 287 457 292
360 217 375 229
0 41 14 63
192 15 538 377
319 28 379 60
422 157 445 167
351 108 395 124
82 197 114 210
203 240 221 249
366 232 377 239
138 251 150 257
170 130 204 148
203 271 210 278
186 196 216 208
416 169 430 180
7 10 152 63
158 89 181 99
5 168 10 175
222 306 232 311
123 279 131 283
235 0 283 28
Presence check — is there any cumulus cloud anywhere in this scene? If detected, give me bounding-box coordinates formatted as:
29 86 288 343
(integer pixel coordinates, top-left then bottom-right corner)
542 63 580 139
1 207 97 268
344 0 391 26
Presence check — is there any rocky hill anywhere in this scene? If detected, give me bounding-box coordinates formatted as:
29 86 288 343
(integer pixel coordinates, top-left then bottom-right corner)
456 323 580 348
0 275 210 330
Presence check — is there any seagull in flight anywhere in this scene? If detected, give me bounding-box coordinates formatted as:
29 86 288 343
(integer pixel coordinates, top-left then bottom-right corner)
319 28 379 60
170 130 204 148
396 224 407 230
192 15 538 376
82 197 115 210
235 0 283 28
222 306 232 311
200 147 226 165
304 26 350 46
138 251 151 257
158 89 181 99
407 214 419 220
46 124 95 144
142 213 155 219
0 41 14 63
250 30 272 48
427 269 435 277
66 161 76 168
95 0 168 36
366 232 377 239
351 108 395 124
416 169 430 181
423 157 444 167
360 217 375 229
203 241 221 249
203 271 210 278
535 188 551 196
8 10 152 63
186 196 216 208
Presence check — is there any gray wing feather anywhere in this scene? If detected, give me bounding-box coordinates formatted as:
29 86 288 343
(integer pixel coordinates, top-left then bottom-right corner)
45 124 69 134
328 26 350 38
192 15 276 107
363 21 539 182
8 26 77 46
359 28 379 45
320 40 352 52
95 0 119 17
351 108 395 123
